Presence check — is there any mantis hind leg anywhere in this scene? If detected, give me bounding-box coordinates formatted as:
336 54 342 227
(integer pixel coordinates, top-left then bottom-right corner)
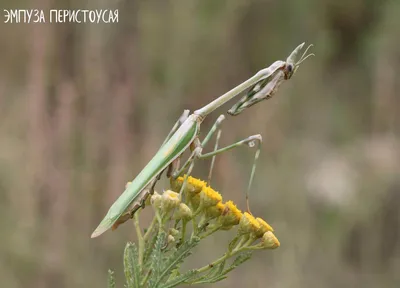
169 114 226 195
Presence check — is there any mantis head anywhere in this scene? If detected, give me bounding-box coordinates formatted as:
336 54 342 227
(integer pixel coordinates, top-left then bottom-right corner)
282 42 314 80
227 42 314 116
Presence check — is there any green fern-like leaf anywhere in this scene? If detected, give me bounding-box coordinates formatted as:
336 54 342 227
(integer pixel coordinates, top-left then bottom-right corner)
228 235 240 252
124 242 141 288
206 260 226 279
189 252 252 285
166 268 180 282
152 236 200 287
186 259 226 284
221 252 252 275
143 232 158 266
191 274 228 284
159 270 198 288
147 232 166 287
107 269 116 288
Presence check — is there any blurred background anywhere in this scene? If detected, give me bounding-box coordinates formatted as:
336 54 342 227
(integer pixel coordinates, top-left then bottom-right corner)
1 0 400 287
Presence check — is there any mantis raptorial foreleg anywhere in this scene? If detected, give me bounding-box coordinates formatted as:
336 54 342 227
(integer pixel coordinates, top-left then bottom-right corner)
207 128 222 186
201 115 225 186
169 114 262 213
170 115 226 179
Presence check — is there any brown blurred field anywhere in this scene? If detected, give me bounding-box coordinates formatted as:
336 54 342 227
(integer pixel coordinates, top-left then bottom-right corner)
0 0 399 287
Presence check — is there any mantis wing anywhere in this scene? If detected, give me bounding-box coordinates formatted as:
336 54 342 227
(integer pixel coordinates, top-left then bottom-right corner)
91 118 198 238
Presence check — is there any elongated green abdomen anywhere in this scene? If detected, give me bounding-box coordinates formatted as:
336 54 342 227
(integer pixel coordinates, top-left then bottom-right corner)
91 118 198 238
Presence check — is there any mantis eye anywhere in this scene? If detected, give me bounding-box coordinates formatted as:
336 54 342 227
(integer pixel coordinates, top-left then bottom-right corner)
284 64 294 79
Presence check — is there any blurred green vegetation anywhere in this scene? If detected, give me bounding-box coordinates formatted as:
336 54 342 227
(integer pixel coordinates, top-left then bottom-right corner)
0 0 399 287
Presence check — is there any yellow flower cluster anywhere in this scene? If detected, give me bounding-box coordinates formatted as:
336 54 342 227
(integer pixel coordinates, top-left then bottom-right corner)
170 175 206 195
200 186 222 208
261 231 280 249
236 212 278 249
218 201 242 229
171 175 279 249
151 190 181 219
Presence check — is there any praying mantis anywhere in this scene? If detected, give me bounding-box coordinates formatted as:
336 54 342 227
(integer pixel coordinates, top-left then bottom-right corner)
91 42 314 238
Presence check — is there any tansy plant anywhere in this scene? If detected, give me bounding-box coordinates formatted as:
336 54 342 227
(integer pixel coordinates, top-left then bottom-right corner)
107 176 279 288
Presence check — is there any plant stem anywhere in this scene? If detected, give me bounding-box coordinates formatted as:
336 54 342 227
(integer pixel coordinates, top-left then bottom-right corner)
190 217 198 238
243 236 256 247
235 234 249 249
140 269 152 287
195 240 249 274
180 219 188 243
133 212 144 266
199 224 221 239
192 204 204 218
155 210 163 233
143 216 157 241
196 252 231 273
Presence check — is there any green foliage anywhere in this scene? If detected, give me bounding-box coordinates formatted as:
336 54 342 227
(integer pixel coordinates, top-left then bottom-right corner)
152 236 199 287
124 242 141 288
147 232 166 287
188 259 226 284
106 177 279 287
107 270 116 288
188 252 252 285
143 230 158 265
221 252 253 276
160 270 198 288
120 233 201 288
